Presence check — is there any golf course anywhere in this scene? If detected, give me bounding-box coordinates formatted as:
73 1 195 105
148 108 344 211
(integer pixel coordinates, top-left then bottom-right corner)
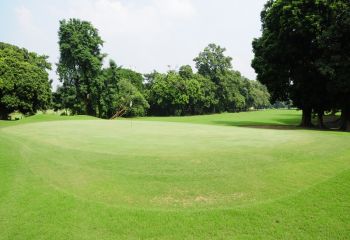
1 110 349 239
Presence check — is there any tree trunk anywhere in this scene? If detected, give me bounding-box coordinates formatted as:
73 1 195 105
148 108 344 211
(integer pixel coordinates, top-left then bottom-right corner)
300 107 313 128
340 107 350 131
0 109 9 120
85 94 95 116
317 110 326 129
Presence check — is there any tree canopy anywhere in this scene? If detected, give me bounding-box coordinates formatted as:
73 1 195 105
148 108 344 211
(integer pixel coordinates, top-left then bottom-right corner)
146 63 270 116
57 18 105 116
0 42 52 119
252 0 350 130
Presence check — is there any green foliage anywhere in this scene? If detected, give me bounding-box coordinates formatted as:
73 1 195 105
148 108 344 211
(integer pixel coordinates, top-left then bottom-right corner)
57 18 104 116
317 0 350 129
95 60 149 118
194 43 232 82
242 80 271 110
147 68 218 116
116 68 143 91
146 62 270 116
192 43 270 113
98 60 120 118
0 42 52 119
53 20 270 118
252 0 350 129
147 71 190 116
215 71 246 112
115 79 149 117
55 20 148 119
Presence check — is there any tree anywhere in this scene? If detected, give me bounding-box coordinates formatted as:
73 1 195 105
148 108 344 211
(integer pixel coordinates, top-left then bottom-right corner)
57 18 104 116
242 80 271 110
188 73 218 114
114 79 149 117
98 60 120 118
116 68 143 91
194 43 232 82
96 60 148 118
252 0 349 129
216 70 246 112
318 1 350 130
179 65 194 79
0 42 52 119
147 71 189 116
194 44 253 113
146 67 220 116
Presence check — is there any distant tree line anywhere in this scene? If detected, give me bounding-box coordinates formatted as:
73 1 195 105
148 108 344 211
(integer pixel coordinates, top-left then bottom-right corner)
252 0 350 130
53 19 270 118
0 18 270 121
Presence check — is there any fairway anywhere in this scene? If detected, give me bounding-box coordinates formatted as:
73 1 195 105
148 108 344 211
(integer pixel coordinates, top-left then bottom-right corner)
1 110 350 239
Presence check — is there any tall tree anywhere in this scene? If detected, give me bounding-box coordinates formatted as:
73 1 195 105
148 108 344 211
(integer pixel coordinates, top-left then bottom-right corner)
252 0 334 127
318 0 350 130
194 43 233 82
98 60 120 118
98 60 149 118
57 18 104 116
114 79 149 117
194 43 243 112
0 42 52 119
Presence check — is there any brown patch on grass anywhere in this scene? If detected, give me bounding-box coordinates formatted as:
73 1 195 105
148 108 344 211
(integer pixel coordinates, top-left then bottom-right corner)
151 192 245 207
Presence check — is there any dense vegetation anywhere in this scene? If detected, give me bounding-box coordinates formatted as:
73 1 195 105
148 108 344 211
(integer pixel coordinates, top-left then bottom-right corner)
252 0 350 130
54 19 270 118
145 64 270 116
0 42 52 119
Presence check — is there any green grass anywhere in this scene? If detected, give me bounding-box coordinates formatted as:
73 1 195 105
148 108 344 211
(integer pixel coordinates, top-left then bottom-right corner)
137 109 301 126
0 110 349 239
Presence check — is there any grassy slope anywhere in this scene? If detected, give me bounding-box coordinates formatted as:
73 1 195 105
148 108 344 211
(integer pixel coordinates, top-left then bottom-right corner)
137 109 301 126
0 110 349 239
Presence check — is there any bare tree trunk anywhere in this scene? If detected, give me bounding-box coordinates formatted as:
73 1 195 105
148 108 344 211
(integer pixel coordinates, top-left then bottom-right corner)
300 107 313 128
340 107 350 131
317 110 326 129
0 109 9 120
85 94 95 116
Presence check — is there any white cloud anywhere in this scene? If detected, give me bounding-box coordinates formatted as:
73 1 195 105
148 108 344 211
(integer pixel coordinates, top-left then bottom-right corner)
15 6 38 33
153 0 196 18
7 0 267 89
65 0 196 36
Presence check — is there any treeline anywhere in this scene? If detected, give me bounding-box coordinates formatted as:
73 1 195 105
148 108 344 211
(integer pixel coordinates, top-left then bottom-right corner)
252 0 350 130
0 19 270 121
53 19 270 118
146 65 270 116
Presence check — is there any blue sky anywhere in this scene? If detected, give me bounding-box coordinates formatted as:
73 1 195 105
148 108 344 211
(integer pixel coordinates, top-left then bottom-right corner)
0 0 266 88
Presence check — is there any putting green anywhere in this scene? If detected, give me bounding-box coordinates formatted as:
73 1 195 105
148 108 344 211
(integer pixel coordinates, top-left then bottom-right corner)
1 111 350 239
2 119 350 210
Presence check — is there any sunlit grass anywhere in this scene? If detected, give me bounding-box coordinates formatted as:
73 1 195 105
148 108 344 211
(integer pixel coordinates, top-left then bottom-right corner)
0 110 349 239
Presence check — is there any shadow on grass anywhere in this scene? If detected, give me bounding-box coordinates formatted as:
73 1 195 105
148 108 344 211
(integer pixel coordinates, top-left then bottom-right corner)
211 120 300 130
211 117 347 132
209 113 304 130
